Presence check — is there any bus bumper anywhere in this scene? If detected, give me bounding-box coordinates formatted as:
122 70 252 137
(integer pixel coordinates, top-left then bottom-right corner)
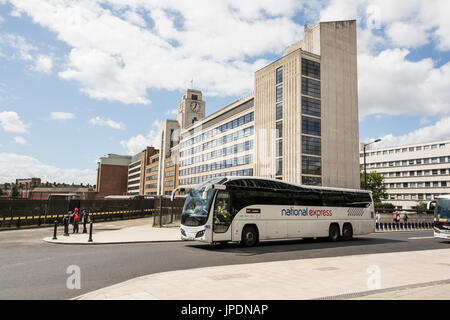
180 226 206 241
434 230 450 239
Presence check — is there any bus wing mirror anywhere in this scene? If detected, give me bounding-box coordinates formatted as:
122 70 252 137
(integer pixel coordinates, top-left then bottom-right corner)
202 184 226 200
426 201 435 211
171 187 191 202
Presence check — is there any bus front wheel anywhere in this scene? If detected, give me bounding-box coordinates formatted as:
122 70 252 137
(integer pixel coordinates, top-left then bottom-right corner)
328 224 340 242
241 226 258 247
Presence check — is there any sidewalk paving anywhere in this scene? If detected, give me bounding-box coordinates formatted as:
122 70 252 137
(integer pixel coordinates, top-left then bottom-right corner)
43 218 181 245
75 248 450 300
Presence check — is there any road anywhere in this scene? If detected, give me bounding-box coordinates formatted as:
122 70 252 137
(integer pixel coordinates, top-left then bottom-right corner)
0 225 448 300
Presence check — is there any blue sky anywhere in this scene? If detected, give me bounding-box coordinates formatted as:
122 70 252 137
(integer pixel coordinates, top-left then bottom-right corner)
0 0 450 184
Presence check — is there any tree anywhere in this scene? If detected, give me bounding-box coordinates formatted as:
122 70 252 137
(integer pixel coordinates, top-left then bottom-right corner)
0 186 3 196
11 184 20 198
360 165 387 204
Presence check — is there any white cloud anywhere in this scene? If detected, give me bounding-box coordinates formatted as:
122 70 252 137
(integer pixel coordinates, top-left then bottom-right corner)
365 116 450 148
0 110 29 133
13 136 27 144
320 0 450 51
120 120 161 155
89 116 125 130
50 111 76 120
386 22 429 48
0 33 36 61
0 153 97 184
167 108 178 116
0 33 55 74
6 0 305 104
31 54 53 74
358 49 450 118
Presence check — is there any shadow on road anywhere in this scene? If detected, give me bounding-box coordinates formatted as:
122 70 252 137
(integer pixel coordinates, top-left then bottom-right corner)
187 236 405 256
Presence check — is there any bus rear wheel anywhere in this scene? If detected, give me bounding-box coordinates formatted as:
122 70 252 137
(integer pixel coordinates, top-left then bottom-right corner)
328 224 340 242
342 224 353 241
241 226 258 247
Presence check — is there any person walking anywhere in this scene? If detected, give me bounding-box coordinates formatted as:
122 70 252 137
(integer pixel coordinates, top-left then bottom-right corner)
72 208 80 233
396 213 400 227
375 211 381 224
81 209 90 234
403 213 408 225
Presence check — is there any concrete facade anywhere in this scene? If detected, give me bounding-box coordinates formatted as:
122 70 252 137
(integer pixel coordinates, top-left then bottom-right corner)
178 94 255 187
255 20 359 189
96 20 361 193
361 140 450 209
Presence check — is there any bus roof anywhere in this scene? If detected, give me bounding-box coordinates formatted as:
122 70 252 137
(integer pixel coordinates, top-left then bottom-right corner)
217 176 371 194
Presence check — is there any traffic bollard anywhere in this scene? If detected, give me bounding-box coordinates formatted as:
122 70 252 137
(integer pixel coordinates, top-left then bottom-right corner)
88 222 93 242
64 217 69 236
53 220 58 240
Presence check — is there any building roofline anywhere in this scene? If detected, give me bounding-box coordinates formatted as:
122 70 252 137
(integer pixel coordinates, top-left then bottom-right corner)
180 92 254 135
362 139 450 152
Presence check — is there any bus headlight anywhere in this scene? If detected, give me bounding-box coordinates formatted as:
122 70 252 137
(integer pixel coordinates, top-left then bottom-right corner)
196 230 205 238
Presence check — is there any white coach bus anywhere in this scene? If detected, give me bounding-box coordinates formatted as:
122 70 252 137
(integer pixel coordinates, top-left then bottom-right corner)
172 176 375 246
428 195 450 240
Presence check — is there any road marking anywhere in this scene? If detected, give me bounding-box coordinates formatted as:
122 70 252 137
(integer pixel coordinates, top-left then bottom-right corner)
408 236 434 240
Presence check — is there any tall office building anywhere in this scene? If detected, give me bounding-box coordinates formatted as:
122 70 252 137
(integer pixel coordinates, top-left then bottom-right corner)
254 20 359 189
98 20 362 194
361 140 450 209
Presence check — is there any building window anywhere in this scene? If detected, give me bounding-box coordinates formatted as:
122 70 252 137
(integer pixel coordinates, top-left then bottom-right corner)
276 84 283 102
192 94 198 100
276 103 283 120
276 158 283 176
276 121 283 138
276 67 283 84
302 116 321 136
301 96 321 117
302 176 322 186
302 156 321 175
301 58 320 79
276 139 283 157
301 77 321 98
302 136 321 156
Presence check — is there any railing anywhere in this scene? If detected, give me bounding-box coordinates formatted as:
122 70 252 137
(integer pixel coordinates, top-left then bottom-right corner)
375 221 434 232
0 208 158 230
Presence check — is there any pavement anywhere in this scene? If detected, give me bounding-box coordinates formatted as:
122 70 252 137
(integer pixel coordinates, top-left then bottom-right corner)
75 248 450 300
42 217 181 245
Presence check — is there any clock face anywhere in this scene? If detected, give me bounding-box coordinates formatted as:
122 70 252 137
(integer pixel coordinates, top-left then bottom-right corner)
190 101 200 112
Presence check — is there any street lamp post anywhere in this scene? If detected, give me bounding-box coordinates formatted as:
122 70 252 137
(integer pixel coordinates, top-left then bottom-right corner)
363 139 382 190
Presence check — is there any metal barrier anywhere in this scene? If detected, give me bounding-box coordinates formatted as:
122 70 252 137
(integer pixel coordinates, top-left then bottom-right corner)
0 208 158 230
375 220 434 232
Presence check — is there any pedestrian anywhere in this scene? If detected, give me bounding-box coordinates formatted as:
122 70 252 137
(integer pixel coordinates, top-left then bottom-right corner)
396 213 400 226
375 211 381 224
72 208 80 233
81 209 90 234
403 213 408 224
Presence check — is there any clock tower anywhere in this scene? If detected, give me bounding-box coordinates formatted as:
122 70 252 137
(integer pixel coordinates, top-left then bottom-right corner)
177 89 206 129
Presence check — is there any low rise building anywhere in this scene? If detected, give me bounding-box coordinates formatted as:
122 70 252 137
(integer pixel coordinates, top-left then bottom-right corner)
360 139 450 209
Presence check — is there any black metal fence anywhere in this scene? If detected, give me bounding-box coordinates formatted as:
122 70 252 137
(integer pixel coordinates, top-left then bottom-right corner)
153 197 186 226
0 197 186 230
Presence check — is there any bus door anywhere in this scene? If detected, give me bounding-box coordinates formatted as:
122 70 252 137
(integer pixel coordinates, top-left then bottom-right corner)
212 191 234 242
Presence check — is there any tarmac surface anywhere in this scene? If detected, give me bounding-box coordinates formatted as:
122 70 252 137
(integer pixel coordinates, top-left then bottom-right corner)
0 218 448 300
